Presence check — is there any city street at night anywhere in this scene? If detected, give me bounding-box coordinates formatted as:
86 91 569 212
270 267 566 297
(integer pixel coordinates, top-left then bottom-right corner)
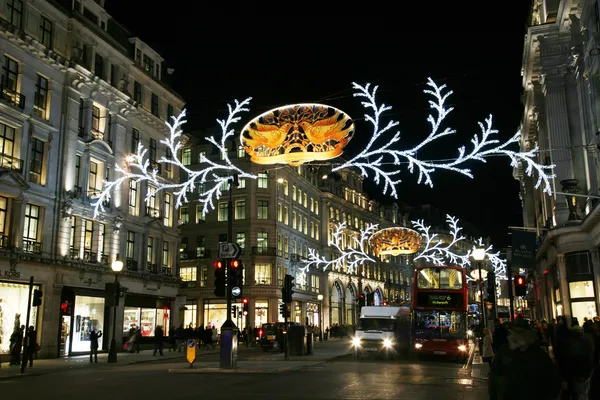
0 352 486 400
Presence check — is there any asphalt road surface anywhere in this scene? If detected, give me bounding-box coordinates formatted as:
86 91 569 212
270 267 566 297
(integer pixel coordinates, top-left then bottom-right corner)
0 353 487 399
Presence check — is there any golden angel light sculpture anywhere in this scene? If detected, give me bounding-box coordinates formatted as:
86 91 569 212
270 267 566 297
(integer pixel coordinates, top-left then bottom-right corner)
240 104 355 166
368 227 423 256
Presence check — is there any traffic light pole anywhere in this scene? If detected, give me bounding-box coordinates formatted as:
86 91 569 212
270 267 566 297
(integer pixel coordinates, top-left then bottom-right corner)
507 260 515 321
20 276 33 373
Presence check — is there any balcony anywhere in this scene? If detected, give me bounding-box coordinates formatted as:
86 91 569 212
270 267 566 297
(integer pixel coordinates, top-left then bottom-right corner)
83 250 97 262
146 206 161 218
0 235 10 248
251 246 277 256
0 86 25 109
161 265 172 275
146 262 158 274
126 258 138 271
180 249 211 260
0 153 23 173
22 239 42 254
180 280 197 288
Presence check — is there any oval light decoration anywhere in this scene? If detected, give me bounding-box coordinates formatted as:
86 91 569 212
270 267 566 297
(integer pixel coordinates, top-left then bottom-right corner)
369 227 423 256
240 103 355 166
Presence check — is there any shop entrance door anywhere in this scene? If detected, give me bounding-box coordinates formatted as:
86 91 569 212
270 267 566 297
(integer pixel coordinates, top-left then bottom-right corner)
60 315 71 356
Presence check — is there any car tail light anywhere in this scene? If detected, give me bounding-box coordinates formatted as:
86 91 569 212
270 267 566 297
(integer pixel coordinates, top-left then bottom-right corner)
259 329 263 337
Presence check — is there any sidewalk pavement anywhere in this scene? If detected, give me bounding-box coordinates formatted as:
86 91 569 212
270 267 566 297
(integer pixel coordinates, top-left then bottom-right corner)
168 337 353 374
0 345 225 381
470 341 489 381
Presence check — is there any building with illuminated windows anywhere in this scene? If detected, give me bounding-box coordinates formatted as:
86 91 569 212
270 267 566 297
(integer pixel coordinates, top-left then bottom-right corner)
516 0 600 324
0 0 184 361
177 134 419 332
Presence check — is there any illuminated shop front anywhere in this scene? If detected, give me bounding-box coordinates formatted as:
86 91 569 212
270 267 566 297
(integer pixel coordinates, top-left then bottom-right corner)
122 295 172 339
0 281 40 355
59 287 105 356
204 299 248 329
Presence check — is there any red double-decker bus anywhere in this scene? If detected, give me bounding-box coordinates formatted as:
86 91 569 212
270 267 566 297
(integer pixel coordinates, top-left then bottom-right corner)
411 265 469 360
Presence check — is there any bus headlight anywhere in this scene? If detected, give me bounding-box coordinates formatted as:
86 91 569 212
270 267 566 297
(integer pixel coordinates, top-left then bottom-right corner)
383 338 393 348
458 345 467 352
352 337 361 347
414 343 423 349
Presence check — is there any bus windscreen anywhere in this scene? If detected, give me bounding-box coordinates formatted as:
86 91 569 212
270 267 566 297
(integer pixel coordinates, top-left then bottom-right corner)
358 318 397 332
413 310 466 338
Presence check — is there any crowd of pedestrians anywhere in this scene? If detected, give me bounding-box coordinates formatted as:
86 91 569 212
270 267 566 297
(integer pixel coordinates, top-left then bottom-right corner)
486 315 600 400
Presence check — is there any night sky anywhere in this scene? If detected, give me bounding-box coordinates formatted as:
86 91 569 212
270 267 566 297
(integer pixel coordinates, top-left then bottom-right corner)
104 2 533 248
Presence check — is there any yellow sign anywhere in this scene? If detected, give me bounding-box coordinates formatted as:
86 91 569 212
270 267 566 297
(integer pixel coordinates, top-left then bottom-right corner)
186 339 196 365
240 104 355 166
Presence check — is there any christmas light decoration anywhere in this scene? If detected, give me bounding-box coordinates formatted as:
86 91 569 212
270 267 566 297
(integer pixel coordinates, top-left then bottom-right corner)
332 78 555 197
412 214 472 268
91 100 257 218
369 227 423 256
240 103 355 166
300 222 377 275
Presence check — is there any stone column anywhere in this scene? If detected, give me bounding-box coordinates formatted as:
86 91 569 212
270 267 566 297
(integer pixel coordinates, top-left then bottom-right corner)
140 232 149 272
542 67 575 225
590 250 600 317
269 298 279 323
10 197 24 248
556 254 572 324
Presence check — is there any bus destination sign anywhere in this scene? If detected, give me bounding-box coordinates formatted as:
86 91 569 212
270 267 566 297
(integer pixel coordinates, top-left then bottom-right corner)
416 292 464 309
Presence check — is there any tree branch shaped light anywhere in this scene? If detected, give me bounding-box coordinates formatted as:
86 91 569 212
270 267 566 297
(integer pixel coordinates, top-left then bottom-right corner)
332 78 555 198
299 222 378 275
412 214 472 268
92 99 257 219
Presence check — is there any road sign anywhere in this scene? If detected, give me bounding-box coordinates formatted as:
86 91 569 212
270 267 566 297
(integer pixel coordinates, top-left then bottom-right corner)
218 242 241 259
232 286 241 297
187 339 196 365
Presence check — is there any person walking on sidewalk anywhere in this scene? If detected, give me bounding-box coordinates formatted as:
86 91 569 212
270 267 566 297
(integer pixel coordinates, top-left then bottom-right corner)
89 329 102 363
488 318 561 400
482 328 494 374
25 326 37 367
153 325 164 356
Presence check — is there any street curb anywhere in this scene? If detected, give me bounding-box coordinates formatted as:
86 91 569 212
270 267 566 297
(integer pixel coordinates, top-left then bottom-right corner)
253 352 352 362
0 372 44 381
168 367 297 374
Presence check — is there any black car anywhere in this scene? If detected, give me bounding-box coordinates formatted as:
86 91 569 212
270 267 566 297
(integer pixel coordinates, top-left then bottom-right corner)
259 322 300 351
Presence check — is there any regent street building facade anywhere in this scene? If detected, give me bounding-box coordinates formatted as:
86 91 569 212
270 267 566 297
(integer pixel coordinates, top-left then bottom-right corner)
177 136 416 332
0 0 184 360
517 0 600 325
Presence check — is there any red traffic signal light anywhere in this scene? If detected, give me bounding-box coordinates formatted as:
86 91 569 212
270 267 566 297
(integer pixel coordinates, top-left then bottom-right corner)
230 260 240 268
242 297 248 304
359 294 365 299
517 277 524 285
214 260 223 269
242 297 249 316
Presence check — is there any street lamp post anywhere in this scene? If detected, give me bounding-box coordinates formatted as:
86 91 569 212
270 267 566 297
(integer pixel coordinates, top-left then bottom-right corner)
107 255 123 363
317 294 323 342
472 248 487 332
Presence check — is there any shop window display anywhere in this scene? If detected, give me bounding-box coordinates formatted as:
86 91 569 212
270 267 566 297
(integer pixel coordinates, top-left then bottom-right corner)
0 282 39 354
123 307 169 337
72 296 105 352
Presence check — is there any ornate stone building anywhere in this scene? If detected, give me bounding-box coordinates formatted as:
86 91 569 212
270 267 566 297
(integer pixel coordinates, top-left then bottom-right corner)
516 0 600 323
0 0 184 360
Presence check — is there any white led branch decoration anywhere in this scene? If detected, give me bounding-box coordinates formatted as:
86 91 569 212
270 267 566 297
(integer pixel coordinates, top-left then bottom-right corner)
412 214 472 268
332 78 555 197
92 99 257 218
300 222 378 275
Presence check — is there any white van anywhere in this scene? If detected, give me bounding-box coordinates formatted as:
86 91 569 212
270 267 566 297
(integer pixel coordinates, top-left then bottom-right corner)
351 305 412 359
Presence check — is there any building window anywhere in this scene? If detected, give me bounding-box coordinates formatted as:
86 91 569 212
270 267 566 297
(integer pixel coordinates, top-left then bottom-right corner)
218 203 228 222
284 235 289 258
131 128 139 153
0 123 16 171
151 93 159 117
257 200 268 219
196 236 206 257
23 204 41 253
277 234 282 256
179 206 189 224
292 184 296 201
303 193 307 208
284 206 289 225
133 81 141 103
236 232 245 250
94 53 104 80
235 200 246 220
7 0 23 29
163 193 171 226
198 151 206 163
34 75 49 119
257 232 268 252
91 105 101 136
182 148 191 165
162 242 170 274
83 219 93 260
277 203 282 222
196 205 205 223
315 223 320 240
29 138 44 185
237 145 245 158
128 179 138 215
88 161 99 194
0 197 7 244
147 237 154 267
167 104 174 120
40 16 52 48
283 180 289 196
292 211 297 229
126 231 135 262
143 54 154 74
255 264 272 285
180 267 197 282
258 173 268 188
135 49 142 65
2 56 19 95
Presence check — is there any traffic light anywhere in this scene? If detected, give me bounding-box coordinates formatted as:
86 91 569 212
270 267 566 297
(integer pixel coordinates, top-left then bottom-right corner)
242 297 249 316
279 303 289 318
60 301 72 315
214 260 226 297
282 274 294 303
229 259 243 297
32 289 43 307
358 294 365 309
232 305 237 318
514 275 527 297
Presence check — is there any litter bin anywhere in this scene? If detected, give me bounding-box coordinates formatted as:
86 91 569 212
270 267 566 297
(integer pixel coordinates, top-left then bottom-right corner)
306 333 313 355
287 325 305 356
